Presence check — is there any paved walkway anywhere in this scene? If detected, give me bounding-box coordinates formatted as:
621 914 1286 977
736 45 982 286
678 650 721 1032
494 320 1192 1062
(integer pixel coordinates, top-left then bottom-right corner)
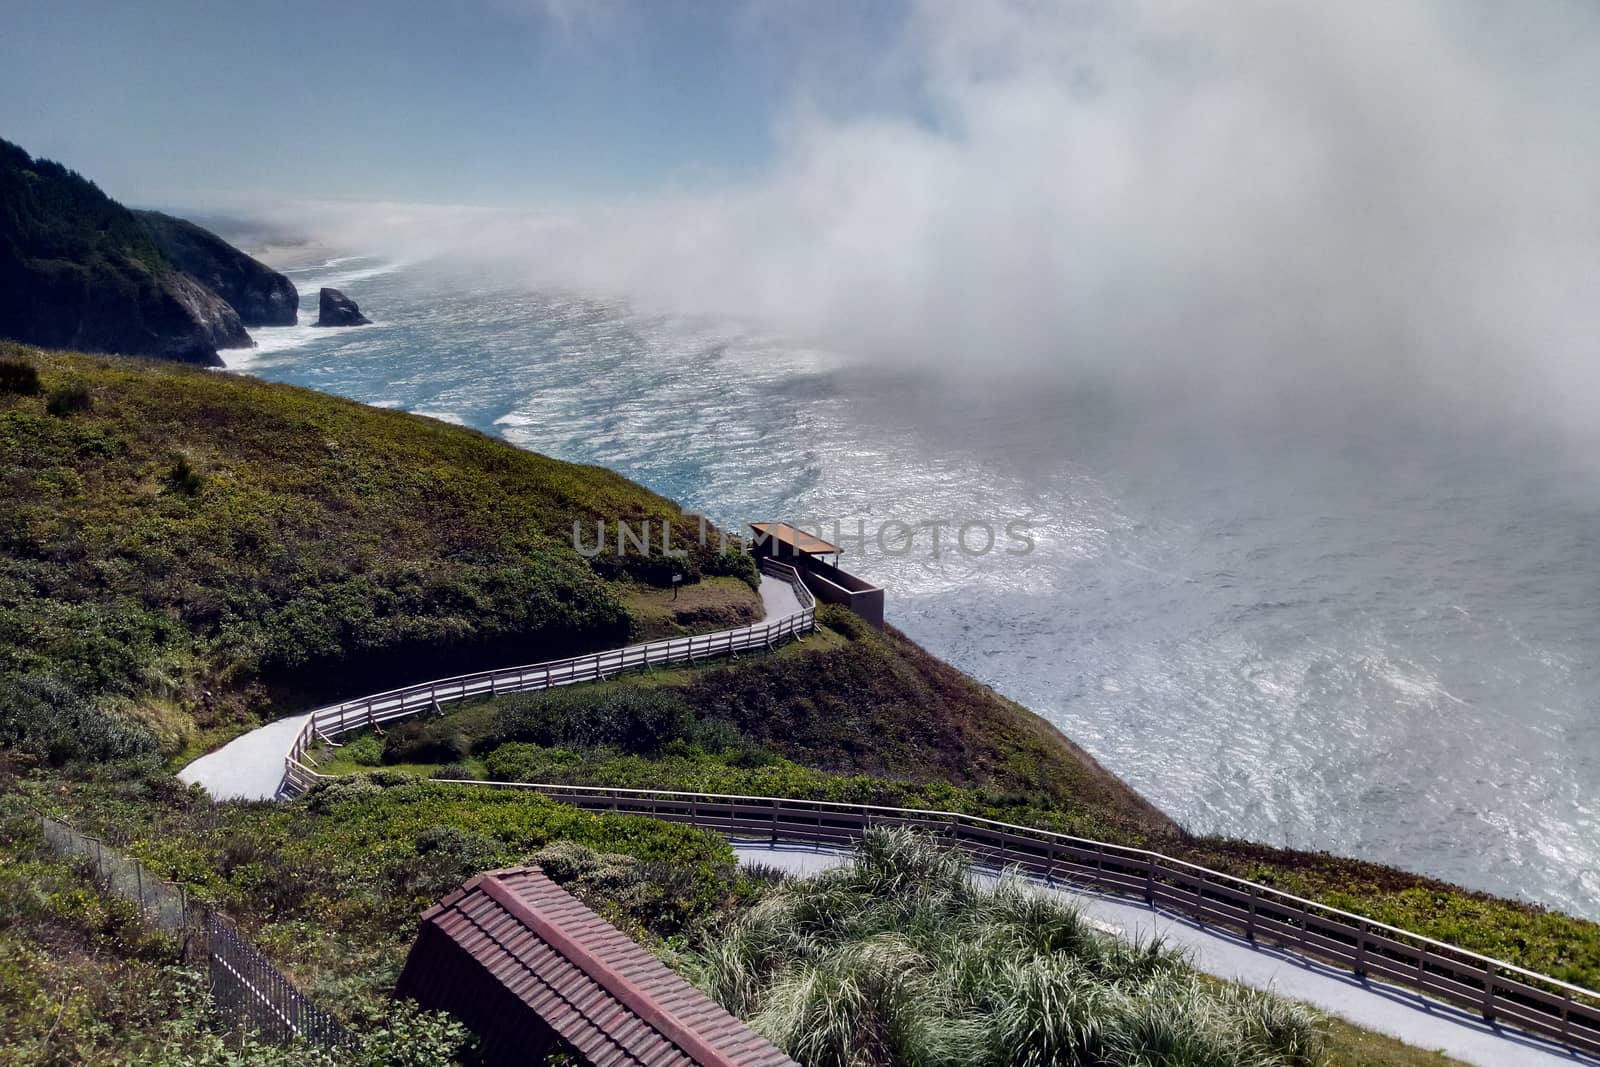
757 572 803 619
178 712 307 801
729 841 1595 1067
180 573 810 801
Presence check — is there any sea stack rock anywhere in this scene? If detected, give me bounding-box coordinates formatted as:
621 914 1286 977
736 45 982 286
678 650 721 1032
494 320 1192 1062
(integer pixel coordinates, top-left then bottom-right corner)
317 287 370 327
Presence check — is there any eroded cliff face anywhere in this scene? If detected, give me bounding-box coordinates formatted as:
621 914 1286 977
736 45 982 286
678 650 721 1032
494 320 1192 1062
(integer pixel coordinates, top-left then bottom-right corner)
136 210 298 326
163 271 254 357
0 137 269 366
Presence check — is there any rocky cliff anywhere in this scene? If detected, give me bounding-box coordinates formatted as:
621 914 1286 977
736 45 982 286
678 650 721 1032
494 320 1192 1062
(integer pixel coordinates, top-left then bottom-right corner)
136 210 298 326
0 138 254 365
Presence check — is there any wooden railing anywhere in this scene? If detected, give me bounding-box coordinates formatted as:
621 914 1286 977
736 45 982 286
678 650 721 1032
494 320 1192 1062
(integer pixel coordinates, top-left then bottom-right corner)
282 560 816 796
271 560 1600 1057
290 775 1600 1057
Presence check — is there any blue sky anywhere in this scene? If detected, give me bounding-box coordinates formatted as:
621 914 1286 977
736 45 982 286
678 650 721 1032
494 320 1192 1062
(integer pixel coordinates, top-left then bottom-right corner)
8 0 1600 432
0 0 907 208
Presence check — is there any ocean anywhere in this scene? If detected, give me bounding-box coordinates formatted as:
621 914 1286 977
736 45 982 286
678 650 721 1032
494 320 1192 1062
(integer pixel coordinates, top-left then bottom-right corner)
233 250 1600 919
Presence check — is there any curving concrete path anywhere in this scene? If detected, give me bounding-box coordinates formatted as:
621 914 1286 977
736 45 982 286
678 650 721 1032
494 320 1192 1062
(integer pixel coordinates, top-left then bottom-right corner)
730 841 1598 1067
179 575 804 801
178 712 309 802
173 575 1600 1066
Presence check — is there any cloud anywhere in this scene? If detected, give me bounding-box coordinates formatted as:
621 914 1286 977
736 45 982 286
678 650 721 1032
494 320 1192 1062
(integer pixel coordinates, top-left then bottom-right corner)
329 1 1600 427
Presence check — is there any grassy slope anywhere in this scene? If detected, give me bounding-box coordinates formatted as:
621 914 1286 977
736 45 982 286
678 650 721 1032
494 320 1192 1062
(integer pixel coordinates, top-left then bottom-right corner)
335 608 1600 990
11 772 750 1014
0 346 751 758
623 575 765 640
0 345 1587 1063
3 785 1462 1067
678 829 1467 1067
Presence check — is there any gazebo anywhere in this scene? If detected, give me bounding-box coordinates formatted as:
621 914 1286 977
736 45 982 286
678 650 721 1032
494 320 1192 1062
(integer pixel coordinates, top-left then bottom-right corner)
749 522 884 630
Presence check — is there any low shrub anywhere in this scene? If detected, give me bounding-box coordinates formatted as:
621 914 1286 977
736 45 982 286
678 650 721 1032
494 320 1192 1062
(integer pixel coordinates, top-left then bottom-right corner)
341 734 384 767
488 688 695 756
0 674 159 766
430 761 478 781
383 719 469 765
167 456 203 495
0 357 40 395
685 830 1324 1067
45 381 92 415
701 546 760 590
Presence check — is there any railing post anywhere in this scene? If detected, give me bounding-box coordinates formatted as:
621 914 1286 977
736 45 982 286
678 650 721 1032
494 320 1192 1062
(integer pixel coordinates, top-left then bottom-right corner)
1144 855 1155 907
1354 921 1368 977
1482 962 1497 1022
1246 886 1257 942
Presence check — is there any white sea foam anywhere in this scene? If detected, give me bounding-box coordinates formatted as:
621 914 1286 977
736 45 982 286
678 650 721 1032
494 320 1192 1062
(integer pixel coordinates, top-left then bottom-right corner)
410 410 466 425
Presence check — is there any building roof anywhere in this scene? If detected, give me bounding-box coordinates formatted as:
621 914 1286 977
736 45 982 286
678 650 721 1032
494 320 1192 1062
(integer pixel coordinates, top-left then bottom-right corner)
396 866 797 1067
749 522 840 555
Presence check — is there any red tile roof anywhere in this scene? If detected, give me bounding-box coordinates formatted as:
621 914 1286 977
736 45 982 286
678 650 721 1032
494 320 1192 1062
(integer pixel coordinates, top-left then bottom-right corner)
396 866 797 1067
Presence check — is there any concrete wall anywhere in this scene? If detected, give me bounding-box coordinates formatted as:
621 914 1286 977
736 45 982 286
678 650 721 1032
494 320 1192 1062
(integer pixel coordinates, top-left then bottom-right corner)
797 557 884 630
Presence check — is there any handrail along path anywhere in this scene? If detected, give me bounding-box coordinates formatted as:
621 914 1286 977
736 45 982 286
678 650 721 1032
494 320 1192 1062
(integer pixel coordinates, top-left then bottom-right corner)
283 558 816 794
274 558 1600 1058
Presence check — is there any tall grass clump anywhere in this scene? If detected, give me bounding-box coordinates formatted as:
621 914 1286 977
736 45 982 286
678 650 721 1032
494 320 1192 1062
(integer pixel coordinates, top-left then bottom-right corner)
683 829 1323 1067
45 380 93 415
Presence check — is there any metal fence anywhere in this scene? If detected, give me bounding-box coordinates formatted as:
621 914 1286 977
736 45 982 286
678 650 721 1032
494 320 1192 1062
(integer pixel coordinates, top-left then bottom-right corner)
206 910 349 1047
34 812 349 1049
366 781 1600 1059
39 811 203 951
284 558 818 794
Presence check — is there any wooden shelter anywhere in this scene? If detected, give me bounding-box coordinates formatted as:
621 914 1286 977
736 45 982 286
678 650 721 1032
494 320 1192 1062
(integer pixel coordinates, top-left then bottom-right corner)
748 521 841 561
395 866 796 1067
750 522 885 630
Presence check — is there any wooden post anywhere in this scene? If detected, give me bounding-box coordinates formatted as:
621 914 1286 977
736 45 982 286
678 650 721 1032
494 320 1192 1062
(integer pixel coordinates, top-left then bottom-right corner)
1246 887 1257 942
1482 962 1496 1022
1145 856 1155 906
1353 922 1368 977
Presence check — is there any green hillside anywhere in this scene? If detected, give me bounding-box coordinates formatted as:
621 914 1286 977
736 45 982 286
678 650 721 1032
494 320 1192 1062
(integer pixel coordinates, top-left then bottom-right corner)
0 344 753 763
0 343 1587 1066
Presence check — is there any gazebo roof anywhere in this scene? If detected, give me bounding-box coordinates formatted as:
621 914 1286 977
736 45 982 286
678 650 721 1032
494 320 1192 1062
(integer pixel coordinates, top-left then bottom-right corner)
749 522 840 555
